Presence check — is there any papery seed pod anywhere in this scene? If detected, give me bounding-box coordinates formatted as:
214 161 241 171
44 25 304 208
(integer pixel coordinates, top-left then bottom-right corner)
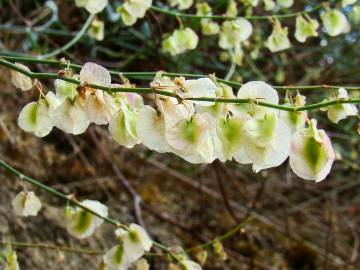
11 63 33 91
169 0 193 10
80 62 111 88
103 224 152 270
277 0 293 8
4 250 20 270
226 0 238 17
88 19 105 41
295 15 319 43
53 97 90 135
321 9 350 37
239 81 279 104
219 19 253 50
136 259 150 270
136 105 169 153
243 112 292 172
263 0 275 11
75 0 108 14
181 78 217 106
162 28 199 56
54 77 79 101
165 113 210 153
212 239 228 261
108 103 140 148
326 88 358 124
201 19 220 35
18 99 54 138
289 120 335 182
265 19 291 52
216 115 249 162
118 0 153 25
86 90 117 125
64 200 108 239
12 191 42 217
180 260 202 270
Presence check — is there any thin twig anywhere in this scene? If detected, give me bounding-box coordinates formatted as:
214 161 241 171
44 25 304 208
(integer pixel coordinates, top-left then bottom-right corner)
0 158 179 262
0 240 104 255
213 161 240 224
149 1 331 21
37 14 95 59
2 55 360 91
89 128 146 228
136 153 346 266
1 58 359 112
323 203 333 270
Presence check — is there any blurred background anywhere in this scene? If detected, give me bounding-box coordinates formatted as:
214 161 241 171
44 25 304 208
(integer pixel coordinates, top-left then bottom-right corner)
0 0 359 269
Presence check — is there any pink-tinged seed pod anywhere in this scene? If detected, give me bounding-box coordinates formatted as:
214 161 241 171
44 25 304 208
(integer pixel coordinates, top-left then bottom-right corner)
80 62 111 87
289 120 335 182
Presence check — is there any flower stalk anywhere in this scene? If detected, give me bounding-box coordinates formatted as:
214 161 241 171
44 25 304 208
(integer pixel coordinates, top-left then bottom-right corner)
1 58 359 113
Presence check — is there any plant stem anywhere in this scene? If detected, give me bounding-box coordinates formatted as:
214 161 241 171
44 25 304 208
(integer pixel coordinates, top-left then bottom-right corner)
186 217 252 252
0 159 181 262
0 241 104 255
0 159 121 227
37 14 95 59
2 55 360 91
150 1 328 21
1 58 359 112
224 63 236 81
0 24 76 36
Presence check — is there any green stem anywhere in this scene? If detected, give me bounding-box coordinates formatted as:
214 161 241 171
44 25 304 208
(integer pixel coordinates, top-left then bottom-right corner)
150 1 327 21
37 14 95 59
1 58 359 112
0 159 180 262
224 63 236 81
0 159 121 227
2 55 360 91
0 241 104 255
0 24 76 36
186 217 252 252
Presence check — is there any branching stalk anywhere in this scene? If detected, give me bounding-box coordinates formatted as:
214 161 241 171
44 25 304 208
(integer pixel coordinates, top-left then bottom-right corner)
2 55 360 91
1 58 359 112
149 1 330 21
0 241 104 255
37 14 95 59
0 159 181 262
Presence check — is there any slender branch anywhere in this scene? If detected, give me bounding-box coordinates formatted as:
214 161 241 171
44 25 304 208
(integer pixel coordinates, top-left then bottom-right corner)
213 161 240 224
149 1 328 21
2 55 360 91
1 58 359 112
0 240 173 259
0 158 253 263
0 159 179 262
0 159 121 227
37 14 95 59
0 241 104 255
89 128 146 228
0 24 76 36
186 216 252 252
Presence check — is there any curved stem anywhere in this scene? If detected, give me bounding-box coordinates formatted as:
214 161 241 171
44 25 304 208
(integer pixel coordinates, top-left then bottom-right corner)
0 241 104 255
224 63 236 81
2 55 360 91
0 159 180 262
1 58 359 112
186 217 252 252
37 14 95 59
0 159 121 227
150 1 328 21
0 24 76 36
